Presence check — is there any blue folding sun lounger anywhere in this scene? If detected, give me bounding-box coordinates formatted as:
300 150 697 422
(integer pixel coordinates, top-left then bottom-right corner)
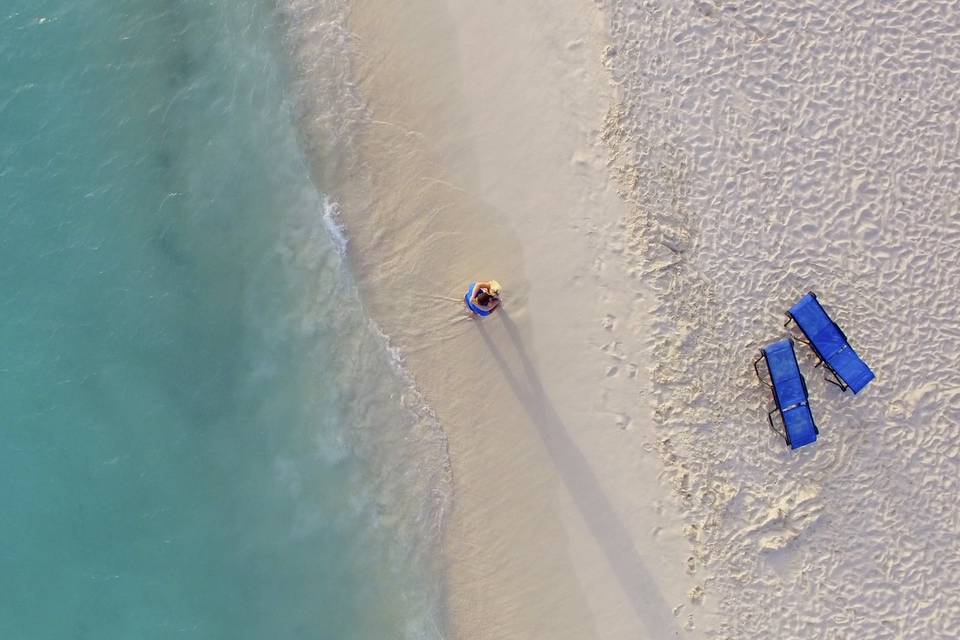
786 292 875 394
754 339 819 449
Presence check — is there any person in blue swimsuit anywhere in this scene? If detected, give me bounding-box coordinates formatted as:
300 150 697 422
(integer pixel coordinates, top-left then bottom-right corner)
465 280 502 316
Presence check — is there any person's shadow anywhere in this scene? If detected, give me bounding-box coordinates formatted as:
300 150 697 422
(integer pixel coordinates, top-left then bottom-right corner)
476 311 681 637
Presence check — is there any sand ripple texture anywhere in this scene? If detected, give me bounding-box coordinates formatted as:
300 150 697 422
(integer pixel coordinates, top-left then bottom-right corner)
599 1 959 637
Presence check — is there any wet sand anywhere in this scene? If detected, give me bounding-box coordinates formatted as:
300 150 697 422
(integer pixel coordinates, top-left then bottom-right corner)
331 1 699 638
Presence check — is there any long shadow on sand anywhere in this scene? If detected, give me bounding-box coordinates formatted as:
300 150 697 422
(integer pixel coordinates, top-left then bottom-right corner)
476 311 679 637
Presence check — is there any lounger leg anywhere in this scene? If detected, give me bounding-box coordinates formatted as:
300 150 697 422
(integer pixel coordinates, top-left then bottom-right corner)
784 314 813 348
767 408 789 446
823 368 848 392
754 355 772 388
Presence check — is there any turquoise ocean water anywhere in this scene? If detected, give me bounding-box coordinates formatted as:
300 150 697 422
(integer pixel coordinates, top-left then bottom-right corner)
1 1 447 638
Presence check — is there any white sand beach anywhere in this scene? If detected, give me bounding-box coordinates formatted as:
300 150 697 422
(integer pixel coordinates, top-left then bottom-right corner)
600 0 960 637
289 0 960 637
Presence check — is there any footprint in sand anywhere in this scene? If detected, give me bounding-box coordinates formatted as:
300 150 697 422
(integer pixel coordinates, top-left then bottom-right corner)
593 255 606 274
600 340 625 360
688 584 704 604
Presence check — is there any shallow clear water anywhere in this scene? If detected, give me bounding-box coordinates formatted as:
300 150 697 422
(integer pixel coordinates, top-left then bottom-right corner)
0 1 446 638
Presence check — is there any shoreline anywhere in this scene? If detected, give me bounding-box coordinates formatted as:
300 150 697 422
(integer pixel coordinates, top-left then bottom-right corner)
330 1 703 637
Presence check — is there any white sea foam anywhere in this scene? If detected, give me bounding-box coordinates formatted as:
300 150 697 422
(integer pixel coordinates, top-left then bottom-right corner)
321 195 349 256
269 188 453 637
279 0 368 188
277 2 454 636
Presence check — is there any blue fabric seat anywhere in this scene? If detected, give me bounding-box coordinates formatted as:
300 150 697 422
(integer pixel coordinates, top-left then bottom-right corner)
755 339 818 449
787 292 875 394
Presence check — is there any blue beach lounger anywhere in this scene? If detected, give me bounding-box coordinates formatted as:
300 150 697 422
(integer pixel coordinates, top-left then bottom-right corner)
785 292 875 394
754 339 819 449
